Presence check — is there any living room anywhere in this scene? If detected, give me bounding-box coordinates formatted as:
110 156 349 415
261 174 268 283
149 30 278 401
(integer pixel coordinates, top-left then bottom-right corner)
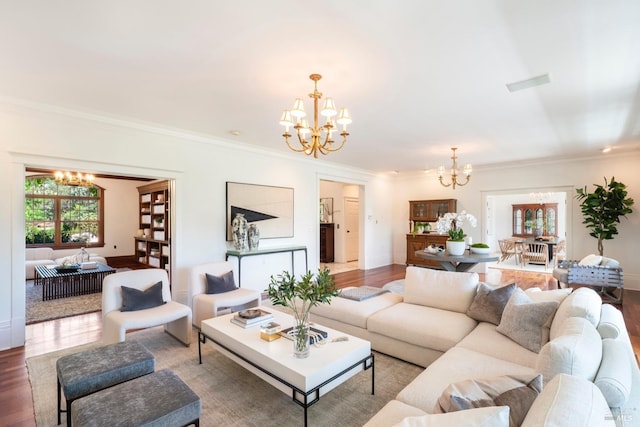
1 2 640 425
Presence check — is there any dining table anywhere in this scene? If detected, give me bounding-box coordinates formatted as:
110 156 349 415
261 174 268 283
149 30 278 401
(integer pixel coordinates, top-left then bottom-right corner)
415 250 499 272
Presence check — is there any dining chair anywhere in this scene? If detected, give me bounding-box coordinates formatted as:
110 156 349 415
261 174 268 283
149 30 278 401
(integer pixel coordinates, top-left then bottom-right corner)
553 239 567 268
498 239 520 264
521 242 549 268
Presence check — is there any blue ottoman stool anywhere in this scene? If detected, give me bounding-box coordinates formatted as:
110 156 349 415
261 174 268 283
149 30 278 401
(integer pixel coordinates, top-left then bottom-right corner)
56 341 155 426
71 369 201 427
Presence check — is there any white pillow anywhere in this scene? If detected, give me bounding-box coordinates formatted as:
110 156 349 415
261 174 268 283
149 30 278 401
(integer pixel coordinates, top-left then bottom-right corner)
550 287 602 340
579 254 603 266
536 317 602 384
403 267 478 313
393 406 509 427
522 374 615 426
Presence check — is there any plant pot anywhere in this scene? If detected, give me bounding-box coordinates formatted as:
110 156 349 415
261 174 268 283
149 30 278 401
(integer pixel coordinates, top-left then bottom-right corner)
446 240 466 256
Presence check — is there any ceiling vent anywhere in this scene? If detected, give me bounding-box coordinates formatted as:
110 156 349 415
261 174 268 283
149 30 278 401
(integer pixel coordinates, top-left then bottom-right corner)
506 74 551 92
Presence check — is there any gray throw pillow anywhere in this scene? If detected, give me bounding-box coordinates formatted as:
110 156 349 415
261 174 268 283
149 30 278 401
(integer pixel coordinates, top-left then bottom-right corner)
434 373 542 427
496 288 558 353
205 271 237 294
466 283 517 325
121 281 165 312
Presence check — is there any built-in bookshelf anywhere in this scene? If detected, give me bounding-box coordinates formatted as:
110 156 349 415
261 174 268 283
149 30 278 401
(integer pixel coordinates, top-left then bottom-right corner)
134 181 170 271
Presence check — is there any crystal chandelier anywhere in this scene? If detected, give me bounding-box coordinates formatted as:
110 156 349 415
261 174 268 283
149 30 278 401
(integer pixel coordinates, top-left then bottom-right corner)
279 74 352 158
54 171 95 187
437 147 472 189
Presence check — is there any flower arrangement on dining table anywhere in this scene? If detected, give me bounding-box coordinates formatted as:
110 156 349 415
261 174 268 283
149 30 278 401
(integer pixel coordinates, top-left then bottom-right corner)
436 211 477 242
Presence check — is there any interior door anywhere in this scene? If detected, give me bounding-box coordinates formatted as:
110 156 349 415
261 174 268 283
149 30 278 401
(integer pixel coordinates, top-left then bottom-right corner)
344 197 359 262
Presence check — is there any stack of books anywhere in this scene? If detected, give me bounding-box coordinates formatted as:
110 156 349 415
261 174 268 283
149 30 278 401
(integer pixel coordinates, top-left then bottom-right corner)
230 309 273 328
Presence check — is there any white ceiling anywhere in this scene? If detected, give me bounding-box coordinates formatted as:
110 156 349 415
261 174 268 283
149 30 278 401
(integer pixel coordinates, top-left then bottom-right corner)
1 1 639 173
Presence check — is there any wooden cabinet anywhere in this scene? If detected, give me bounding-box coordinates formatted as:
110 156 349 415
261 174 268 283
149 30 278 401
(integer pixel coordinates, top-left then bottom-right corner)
406 234 449 268
135 181 171 271
512 203 558 237
320 223 335 263
409 199 456 231
406 199 456 268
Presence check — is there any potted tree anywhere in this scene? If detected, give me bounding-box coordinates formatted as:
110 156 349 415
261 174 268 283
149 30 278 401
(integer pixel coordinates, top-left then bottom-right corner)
576 177 634 256
266 268 338 358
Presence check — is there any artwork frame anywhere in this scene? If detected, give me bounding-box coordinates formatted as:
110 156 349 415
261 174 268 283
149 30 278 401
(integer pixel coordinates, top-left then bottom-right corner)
226 182 294 240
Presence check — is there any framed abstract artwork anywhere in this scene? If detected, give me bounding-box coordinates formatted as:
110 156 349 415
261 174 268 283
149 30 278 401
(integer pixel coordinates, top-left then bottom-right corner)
226 182 294 240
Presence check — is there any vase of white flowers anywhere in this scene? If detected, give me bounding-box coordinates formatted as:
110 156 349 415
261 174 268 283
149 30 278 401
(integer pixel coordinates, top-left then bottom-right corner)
436 211 477 256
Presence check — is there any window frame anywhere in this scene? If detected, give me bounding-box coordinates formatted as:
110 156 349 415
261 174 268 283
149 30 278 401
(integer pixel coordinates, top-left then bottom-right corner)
25 175 105 250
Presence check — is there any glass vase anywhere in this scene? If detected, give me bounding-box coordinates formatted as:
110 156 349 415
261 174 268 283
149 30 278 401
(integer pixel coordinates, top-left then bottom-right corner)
292 322 310 359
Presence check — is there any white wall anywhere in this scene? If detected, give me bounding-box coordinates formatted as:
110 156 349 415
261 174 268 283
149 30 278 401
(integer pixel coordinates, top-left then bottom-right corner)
0 101 394 350
392 156 640 291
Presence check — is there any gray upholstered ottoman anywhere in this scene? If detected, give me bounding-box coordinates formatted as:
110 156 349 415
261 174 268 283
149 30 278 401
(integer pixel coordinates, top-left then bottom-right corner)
71 369 201 427
56 341 155 426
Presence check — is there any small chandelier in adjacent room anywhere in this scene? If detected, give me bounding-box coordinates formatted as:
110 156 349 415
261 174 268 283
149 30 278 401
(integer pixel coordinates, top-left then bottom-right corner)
54 171 95 187
437 147 472 189
279 74 352 158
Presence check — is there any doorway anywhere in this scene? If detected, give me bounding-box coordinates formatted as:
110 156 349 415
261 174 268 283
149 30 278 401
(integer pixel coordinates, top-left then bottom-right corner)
482 187 572 268
319 179 362 274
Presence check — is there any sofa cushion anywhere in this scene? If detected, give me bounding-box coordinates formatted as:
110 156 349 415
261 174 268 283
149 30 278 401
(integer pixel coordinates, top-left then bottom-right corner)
310 291 402 329
455 322 538 368
205 271 237 294
496 288 558 353
550 287 602 340
392 406 509 427
397 347 537 413
525 287 572 303
403 267 478 313
121 281 166 312
596 303 622 339
594 338 632 407
466 283 516 325
368 303 477 353
434 373 542 427
536 317 602 384
521 374 615 426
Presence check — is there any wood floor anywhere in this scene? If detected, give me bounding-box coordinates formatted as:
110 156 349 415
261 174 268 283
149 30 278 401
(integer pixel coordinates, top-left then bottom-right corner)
1 264 638 427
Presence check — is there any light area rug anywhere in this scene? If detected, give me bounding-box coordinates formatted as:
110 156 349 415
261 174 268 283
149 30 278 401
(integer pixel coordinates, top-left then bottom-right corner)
26 281 102 325
488 260 553 274
27 327 423 427
26 268 130 324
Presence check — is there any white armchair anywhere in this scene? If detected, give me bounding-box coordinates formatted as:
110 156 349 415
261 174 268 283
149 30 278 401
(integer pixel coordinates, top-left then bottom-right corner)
102 269 192 345
188 261 261 328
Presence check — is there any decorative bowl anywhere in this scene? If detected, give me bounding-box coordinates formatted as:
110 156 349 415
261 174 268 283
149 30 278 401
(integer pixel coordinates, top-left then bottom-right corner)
55 264 80 273
470 247 490 255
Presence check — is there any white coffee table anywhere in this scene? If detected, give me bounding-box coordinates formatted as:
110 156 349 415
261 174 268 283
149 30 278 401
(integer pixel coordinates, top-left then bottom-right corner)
198 309 374 426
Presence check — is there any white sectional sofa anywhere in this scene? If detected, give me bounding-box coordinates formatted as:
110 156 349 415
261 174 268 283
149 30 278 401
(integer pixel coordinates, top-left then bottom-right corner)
310 267 640 426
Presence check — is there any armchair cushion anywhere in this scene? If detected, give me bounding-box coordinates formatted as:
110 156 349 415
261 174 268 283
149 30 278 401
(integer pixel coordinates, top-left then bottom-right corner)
121 281 165 312
205 271 238 294
579 254 603 266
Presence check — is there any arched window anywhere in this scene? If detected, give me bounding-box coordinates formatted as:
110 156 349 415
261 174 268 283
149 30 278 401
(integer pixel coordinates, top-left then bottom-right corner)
25 176 104 249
